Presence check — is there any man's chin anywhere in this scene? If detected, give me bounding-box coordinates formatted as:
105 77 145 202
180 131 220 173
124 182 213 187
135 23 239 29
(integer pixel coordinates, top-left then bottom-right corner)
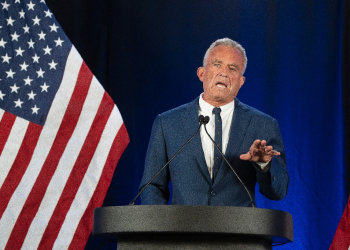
206 94 235 106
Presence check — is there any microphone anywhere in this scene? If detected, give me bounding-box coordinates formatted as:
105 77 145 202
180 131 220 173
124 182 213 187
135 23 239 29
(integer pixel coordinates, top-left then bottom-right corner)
129 115 209 205
198 115 209 124
203 116 257 208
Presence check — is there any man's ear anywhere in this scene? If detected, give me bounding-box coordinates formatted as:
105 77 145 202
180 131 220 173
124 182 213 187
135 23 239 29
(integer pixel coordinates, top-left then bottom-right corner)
240 76 245 87
197 67 205 82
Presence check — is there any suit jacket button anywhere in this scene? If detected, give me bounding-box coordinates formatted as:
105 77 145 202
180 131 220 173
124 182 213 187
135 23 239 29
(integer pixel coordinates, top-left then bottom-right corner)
210 191 215 196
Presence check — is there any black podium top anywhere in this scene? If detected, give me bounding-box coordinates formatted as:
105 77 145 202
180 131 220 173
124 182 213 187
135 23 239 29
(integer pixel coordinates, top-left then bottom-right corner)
93 205 293 245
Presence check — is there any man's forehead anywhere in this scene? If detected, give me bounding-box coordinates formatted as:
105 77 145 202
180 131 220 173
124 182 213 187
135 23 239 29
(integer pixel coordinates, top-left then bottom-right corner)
208 46 244 64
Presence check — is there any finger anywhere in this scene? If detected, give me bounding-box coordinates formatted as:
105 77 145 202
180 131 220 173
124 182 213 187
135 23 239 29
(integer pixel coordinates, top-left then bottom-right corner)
251 140 262 151
258 141 267 151
252 147 261 158
264 149 272 155
240 152 251 160
252 139 261 148
264 145 273 153
270 150 281 156
264 150 280 157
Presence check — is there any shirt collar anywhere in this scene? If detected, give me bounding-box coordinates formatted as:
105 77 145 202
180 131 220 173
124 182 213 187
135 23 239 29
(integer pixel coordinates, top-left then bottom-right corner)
199 93 235 115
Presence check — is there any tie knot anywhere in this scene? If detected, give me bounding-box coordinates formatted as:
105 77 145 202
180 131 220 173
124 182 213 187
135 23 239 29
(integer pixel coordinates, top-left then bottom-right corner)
212 107 221 115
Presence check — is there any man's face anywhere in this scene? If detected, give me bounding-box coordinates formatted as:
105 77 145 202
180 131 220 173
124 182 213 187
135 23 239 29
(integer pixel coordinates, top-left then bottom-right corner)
197 45 245 107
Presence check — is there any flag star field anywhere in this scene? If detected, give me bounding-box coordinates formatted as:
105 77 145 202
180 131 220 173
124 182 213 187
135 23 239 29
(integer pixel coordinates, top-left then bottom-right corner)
0 0 69 125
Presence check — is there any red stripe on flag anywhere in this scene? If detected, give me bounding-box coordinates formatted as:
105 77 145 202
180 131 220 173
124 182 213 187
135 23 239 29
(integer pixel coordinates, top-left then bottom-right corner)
4 62 92 250
0 122 42 220
37 93 115 249
0 111 16 156
68 123 129 250
330 196 350 249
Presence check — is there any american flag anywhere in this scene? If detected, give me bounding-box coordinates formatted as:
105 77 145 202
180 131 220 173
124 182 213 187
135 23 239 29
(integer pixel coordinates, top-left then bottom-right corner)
0 0 129 249
330 196 350 250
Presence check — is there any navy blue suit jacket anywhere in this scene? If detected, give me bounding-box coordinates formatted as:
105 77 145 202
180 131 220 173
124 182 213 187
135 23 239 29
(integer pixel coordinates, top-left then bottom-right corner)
140 97 289 207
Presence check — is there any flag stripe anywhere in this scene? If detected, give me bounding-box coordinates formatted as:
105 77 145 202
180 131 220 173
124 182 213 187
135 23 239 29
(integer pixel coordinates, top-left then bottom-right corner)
330 196 350 249
4 59 93 250
25 74 105 249
24 74 104 248
54 106 123 249
0 122 42 223
0 47 83 249
37 91 114 249
69 123 129 250
0 116 29 191
0 110 15 156
0 109 5 122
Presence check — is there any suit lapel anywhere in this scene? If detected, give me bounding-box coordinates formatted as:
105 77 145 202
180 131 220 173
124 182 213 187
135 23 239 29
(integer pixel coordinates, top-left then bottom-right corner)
213 99 252 186
181 98 212 183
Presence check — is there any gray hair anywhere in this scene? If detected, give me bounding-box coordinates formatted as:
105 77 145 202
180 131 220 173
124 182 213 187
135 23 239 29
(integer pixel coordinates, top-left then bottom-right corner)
203 38 247 75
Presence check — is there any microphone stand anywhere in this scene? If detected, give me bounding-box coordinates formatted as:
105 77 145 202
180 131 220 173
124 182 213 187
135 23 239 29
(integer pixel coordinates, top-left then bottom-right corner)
129 115 209 205
203 121 257 208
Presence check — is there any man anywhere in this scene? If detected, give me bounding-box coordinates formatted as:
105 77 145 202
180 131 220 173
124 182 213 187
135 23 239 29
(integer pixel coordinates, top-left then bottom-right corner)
139 38 289 207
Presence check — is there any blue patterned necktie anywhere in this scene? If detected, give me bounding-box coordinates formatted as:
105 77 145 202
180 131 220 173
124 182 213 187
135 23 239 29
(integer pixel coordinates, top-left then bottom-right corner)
212 107 222 182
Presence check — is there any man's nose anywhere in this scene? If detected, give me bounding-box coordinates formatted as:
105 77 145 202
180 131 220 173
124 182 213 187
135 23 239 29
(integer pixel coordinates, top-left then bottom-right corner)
219 70 228 78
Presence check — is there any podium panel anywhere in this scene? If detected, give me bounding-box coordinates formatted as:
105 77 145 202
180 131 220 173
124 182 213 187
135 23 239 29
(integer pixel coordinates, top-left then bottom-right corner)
93 205 293 250
117 234 271 250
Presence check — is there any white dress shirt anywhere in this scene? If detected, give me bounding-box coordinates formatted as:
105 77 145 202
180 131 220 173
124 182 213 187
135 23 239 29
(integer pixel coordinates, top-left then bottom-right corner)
198 94 234 178
198 94 269 179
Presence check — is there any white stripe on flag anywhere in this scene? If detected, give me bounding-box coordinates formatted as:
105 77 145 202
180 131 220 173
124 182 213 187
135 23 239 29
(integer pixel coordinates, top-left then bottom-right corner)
0 109 4 122
23 75 105 249
53 106 123 249
0 47 83 249
0 117 29 189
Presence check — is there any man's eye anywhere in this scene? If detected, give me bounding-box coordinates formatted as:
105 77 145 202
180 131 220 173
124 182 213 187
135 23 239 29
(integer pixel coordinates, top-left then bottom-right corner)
214 64 220 67
229 67 236 71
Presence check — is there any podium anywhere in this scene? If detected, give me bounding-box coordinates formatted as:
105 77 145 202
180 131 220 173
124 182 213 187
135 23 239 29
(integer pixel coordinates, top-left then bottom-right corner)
93 205 293 250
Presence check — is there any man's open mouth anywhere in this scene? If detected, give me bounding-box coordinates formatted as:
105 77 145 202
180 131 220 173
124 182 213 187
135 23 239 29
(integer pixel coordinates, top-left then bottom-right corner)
215 82 227 88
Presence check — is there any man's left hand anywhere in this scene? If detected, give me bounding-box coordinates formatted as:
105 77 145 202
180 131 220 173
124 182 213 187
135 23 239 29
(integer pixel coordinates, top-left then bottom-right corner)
240 139 280 163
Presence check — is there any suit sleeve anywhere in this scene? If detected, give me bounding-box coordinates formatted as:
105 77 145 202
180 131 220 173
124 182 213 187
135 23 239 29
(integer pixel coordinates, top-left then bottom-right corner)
139 115 170 205
254 118 289 200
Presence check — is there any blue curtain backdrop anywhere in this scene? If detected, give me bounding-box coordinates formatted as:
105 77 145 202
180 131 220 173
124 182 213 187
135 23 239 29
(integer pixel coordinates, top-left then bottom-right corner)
46 1 346 249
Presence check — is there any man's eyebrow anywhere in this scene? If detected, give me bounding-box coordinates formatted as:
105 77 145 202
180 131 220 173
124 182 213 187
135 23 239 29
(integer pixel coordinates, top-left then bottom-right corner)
211 60 240 68
228 64 239 69
211 60 223 64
